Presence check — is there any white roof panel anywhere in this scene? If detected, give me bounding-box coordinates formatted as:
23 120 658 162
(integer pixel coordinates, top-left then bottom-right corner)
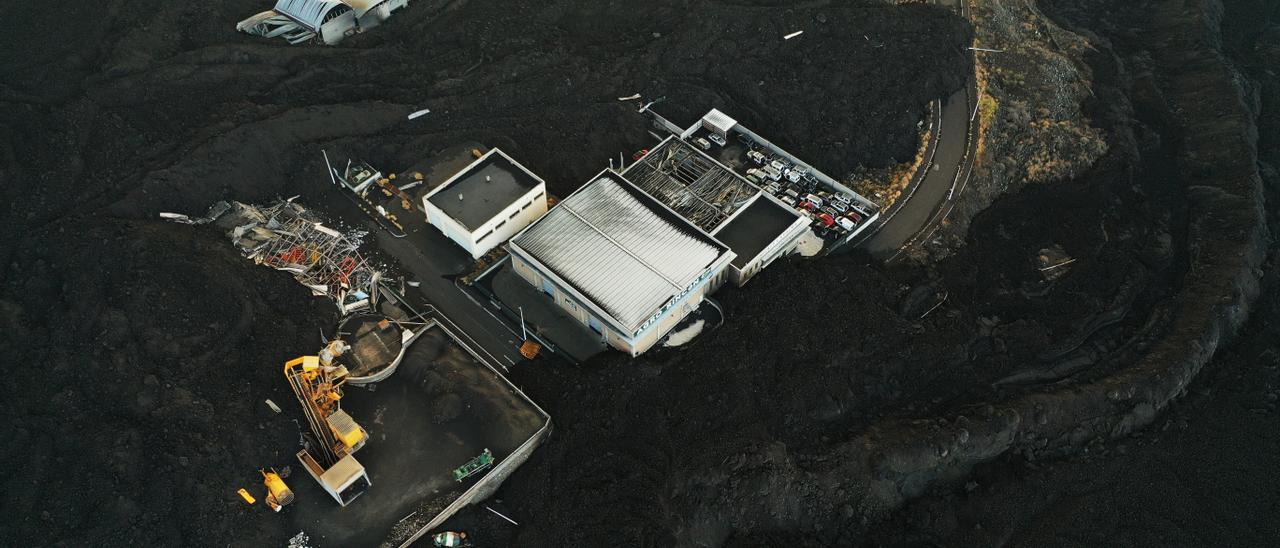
703 109 738 134
512 175 731 333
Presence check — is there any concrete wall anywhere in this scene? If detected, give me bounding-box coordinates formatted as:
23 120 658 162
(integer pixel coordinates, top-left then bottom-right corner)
471 186 546 258
392 313 552 548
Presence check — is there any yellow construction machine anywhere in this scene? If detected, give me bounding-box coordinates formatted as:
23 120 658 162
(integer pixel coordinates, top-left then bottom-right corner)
284 340 372 506
235 468 296 512
261 468 295 512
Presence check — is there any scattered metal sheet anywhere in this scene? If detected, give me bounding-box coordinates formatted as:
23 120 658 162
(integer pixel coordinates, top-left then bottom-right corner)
174 199 383 315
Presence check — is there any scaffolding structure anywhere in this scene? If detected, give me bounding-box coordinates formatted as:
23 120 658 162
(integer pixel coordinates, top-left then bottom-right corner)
624 138 757 232
205 200 380 315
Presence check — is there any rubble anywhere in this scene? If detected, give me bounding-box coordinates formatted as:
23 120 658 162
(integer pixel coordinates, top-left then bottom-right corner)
173 199 381 315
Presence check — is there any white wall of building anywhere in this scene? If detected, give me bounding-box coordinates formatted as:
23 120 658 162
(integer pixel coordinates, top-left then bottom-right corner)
470 187 547 258
728 213 810 286
421 148 548 260
423 186 546 259
510 248 727 356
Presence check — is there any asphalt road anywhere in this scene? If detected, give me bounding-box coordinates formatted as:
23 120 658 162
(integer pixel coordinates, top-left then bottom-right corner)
318 186 526 369
856 0 977 261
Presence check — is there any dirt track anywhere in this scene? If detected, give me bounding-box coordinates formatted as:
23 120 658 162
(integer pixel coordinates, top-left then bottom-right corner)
1 0 1276 546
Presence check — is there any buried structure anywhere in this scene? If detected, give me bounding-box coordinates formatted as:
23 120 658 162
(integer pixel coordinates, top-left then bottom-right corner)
237 0 412 45
164 199 550 546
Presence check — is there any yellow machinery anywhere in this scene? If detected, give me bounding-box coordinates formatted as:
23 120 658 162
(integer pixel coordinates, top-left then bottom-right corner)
261 469 295 512
235 469 295 512
284 340 372 507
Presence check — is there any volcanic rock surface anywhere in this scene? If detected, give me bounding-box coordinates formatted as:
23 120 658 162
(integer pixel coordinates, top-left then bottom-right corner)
1 0 1275 546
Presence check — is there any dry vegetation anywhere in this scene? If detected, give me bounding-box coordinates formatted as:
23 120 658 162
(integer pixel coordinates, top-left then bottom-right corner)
976 0 1107 178
850 106 935 209
915 0 1107 260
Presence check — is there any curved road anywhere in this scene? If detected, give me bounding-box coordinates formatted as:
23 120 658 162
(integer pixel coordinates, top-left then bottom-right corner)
855 0 978 262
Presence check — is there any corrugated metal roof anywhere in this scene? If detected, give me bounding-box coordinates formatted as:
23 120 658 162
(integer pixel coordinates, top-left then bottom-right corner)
273 0 349 31
512 176 729 333
703 109 738 134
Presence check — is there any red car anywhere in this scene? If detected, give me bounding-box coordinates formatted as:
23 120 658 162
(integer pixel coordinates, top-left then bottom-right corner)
816 213 836 228
798 200 818 212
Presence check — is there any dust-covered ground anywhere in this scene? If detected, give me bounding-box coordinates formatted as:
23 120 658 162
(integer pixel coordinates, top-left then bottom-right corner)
1 0 1276 546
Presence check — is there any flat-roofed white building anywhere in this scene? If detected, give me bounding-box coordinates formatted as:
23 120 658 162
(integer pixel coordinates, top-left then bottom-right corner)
507 173 735 356
422 148 547 260
709 193 810 285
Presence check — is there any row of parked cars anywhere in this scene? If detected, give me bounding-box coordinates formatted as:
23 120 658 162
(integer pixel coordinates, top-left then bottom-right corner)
738 145 873 238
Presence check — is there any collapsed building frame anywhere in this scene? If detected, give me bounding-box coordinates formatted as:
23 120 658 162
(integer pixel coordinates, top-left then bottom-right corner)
221 200 380 314
623 137 758 232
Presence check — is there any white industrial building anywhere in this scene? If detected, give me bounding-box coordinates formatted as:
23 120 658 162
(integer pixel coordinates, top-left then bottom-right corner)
422 148 548 260
502 108 881 356
508 173 735 356
237 0 411 45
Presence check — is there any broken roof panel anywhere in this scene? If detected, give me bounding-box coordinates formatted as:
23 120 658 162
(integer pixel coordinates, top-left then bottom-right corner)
622 136 759 233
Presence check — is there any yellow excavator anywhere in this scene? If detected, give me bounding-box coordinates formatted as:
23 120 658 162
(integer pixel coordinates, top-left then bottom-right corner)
284 340 372 506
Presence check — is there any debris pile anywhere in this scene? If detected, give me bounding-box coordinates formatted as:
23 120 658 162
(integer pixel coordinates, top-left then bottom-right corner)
170 200 381 315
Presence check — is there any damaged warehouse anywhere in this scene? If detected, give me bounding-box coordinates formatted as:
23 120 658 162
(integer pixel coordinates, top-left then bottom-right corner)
237 0 411 45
